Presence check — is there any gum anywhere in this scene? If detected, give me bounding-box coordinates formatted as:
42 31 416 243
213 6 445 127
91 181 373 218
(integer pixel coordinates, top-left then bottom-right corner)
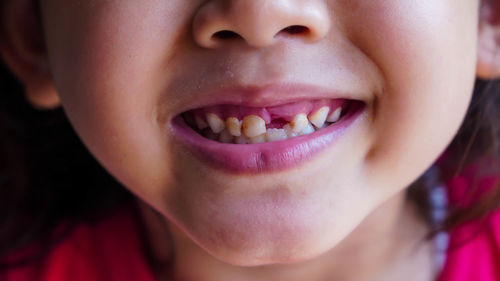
192 99 346 124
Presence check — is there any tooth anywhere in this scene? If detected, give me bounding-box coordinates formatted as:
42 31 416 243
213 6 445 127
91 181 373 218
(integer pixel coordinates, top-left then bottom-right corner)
235 135 249 144
242 115 266 138
219 129 234 143
283 124 299 138
291 113 308 133
249 134 266 144
195 115 209 130
299 123 315 136
226 117 242 137
327 107 342 123
266 129 287 142
308 106 329 128
206 113 225 133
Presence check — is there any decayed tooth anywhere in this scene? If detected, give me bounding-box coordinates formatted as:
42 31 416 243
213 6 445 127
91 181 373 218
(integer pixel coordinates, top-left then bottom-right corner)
299 123 315 136
266 129 287 142
195 115 209 130
309 106 329 128
249 134 266 144
219 129 234 143
283 124 299 138
242 115 266 138
226 117 242 137
235 135 249 144
291 113 308 133
206 113 225 133
327 107 342 123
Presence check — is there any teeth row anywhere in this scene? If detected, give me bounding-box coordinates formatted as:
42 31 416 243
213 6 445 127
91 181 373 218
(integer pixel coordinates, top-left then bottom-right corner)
196 106 343 144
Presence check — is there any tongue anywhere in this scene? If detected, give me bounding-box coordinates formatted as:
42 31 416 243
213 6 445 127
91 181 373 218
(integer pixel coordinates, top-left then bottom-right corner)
192 99 345 124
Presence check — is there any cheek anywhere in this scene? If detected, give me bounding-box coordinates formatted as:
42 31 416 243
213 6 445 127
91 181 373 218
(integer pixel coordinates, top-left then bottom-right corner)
41 0 198 201
341 1 479 188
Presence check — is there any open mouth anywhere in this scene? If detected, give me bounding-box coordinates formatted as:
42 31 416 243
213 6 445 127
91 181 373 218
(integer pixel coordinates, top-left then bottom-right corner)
181 99 357 144
171 97 365 173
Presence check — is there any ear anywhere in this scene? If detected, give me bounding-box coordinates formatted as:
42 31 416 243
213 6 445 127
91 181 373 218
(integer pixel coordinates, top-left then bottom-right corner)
0 0 60 110
477 0 500 80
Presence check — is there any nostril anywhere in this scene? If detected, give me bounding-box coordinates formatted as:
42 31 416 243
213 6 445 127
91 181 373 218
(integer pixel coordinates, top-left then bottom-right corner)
280 25 309 35
212 30 242 40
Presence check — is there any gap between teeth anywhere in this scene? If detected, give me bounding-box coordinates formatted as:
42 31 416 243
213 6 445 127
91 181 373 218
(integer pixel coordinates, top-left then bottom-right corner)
197 106 343 144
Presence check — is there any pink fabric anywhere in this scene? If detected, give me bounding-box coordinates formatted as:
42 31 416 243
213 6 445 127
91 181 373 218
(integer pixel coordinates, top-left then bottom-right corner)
438 163 500 281
0 208 157 281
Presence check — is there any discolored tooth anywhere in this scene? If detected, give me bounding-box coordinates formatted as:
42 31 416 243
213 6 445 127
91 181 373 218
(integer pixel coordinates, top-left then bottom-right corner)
291 113 309 133
299 123 315 136
206 113 225 133
327 107 342 123
219 130 234 143
235 135 249 144
283 124 299 138
249 134 266 144
195 115 209 130
266 129 287 142
242 115 266 138
308 106 329 128
226 117 242 137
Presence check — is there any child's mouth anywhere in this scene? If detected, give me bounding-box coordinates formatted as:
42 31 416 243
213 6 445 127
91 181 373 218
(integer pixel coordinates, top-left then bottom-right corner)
171 96 365 173
181 99 351 144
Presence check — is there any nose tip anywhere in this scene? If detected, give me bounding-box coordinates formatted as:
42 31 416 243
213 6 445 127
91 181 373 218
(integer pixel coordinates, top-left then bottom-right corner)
192 0 331 48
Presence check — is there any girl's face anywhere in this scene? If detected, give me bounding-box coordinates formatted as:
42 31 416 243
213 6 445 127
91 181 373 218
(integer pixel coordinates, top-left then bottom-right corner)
39 0 478 265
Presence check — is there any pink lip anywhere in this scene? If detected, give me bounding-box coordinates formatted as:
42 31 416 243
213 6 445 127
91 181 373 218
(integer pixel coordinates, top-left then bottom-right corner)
171 101 365 174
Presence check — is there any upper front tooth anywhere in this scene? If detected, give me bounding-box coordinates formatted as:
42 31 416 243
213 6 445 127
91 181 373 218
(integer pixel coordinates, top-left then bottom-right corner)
195 115 209 130
226 117 242 137
242 115 266 138
266 129 287 142
299 123 315 135
308 106 329 128
291 113 308 133
327 107 342 123
206 113 225 133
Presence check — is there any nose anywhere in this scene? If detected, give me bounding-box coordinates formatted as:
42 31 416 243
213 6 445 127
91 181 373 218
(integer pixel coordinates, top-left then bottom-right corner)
192 0 331 48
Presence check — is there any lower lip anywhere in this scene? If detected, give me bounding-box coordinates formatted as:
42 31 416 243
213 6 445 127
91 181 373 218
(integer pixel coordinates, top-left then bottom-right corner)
171 102 365 174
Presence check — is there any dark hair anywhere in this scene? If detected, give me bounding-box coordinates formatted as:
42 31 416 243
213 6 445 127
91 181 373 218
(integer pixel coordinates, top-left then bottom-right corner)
0 61 133 269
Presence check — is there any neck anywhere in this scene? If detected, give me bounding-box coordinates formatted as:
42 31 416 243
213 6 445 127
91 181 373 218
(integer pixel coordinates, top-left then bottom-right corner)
137 192 435 281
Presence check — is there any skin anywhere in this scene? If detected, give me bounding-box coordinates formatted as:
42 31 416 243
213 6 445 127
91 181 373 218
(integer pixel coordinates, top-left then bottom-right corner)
2 0 500 280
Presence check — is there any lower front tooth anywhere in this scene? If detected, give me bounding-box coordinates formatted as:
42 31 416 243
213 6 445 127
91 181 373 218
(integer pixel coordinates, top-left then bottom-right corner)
242 115 266 138
207 113 225 133
327 107 342 123
219 130 234 143
249 134 266 144
266 129 287 142
284 124 299 138
235 135 249 144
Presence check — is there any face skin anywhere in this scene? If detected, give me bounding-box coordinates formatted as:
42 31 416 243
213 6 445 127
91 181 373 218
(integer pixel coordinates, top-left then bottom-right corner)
2 0 500 280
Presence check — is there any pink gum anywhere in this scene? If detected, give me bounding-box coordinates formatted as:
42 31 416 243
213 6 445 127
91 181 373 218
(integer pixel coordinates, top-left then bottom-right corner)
192 99 346 124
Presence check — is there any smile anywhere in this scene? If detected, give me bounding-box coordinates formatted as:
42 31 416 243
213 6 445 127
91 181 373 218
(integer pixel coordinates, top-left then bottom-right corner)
170 86 366 173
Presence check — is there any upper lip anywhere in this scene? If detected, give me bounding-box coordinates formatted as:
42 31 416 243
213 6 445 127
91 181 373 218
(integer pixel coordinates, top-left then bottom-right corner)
172 83 367 117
